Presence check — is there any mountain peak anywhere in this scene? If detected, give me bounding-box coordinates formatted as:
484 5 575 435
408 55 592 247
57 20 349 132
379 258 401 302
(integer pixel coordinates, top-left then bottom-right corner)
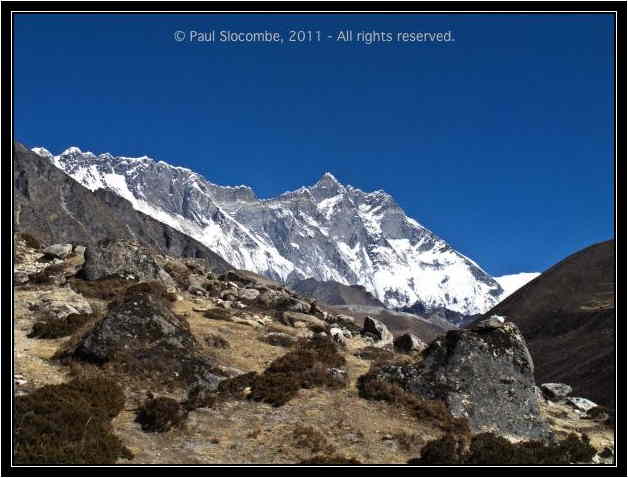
61 146 82 156
319 171 340 184
31 147 53 158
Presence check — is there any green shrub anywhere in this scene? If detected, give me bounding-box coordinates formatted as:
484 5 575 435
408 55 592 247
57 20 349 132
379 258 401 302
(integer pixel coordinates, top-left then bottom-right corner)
14 378 131 464
136 396 187 433
28 313 92 339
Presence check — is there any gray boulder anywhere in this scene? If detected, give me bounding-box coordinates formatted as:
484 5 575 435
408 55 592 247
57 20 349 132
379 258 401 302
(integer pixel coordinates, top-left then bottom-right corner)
281 311 326 329
374 322 552 441
72 290 222 387
361 316 393 347
393 333 427 354
239 288 260 302
329 327 347 346
541 382 573 401
43 243 73 259
80 239 175 287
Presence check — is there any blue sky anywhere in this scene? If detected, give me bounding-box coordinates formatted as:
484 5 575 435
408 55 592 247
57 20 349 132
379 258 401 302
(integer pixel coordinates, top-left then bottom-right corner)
13 13 614 276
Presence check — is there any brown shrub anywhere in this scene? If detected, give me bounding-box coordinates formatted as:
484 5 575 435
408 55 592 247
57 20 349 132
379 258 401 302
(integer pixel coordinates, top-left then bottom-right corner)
394 431 425 452
69 277 135 301
248 372 301 407
28 313 93 339
354 347 395 364
136 396 187 433
29 263 66 284
204 333 230 349
292 425 335 455
14 378 131 464
19 232 42 250
298 454 362 465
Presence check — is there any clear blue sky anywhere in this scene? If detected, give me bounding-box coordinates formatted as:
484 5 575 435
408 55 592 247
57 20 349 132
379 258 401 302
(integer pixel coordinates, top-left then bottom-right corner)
13 13 614 277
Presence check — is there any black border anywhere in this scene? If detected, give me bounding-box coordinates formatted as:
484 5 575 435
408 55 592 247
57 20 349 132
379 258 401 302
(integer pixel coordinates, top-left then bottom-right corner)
1 2 625 477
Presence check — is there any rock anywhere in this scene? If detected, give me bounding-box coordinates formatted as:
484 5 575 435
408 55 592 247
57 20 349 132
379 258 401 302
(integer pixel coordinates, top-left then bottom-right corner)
286 298 312 314
393 333 427 354
566 397 598 413
329 327 346 346
374 322 552 441
473 315 506 330
281 311 326 329
72 290 222 387
73 245 86 258
238 288 260 302
14 271 29 284
361 316 393 347
541 383 573 401
220 289 239 301
39 290 93 319
232 301 247 310
232 317 261 328
80 240 175 287
327 367 347 385
187 276 208 296
43 243 73 259
262 332 296 347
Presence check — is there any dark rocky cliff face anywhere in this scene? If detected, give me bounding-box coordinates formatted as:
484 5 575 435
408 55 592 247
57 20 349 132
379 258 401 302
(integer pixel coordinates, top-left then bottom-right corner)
13 143 232 274
475 240 615 409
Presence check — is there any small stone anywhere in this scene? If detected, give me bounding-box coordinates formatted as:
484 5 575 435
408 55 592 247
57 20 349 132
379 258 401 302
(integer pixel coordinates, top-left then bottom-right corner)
541 383 573 401
566 397 598 413
474 315 507 330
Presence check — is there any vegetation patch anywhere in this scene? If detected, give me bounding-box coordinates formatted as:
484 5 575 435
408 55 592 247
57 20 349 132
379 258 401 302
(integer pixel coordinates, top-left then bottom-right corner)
204 333 230 349
354 347 395 363
408 432 596 465
14 378 132 464
203 308 234 321
69 277 136 301
357 367 469 435
29 313 93 339
292 425 335 455
19 232 42 250
29 263 66 284
136 396 188 433
298 454 362 465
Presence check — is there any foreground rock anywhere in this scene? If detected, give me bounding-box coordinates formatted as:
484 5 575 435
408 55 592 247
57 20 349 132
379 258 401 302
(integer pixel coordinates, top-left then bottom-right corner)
541 383 573 401
42 243 73 259
361 316 393 347
393 333 427 354
71 287 223 390
80 239 175 286
374 321 552 440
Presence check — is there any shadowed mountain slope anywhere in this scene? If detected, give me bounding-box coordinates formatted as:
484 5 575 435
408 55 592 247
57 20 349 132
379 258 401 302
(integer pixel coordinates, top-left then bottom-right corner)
475 240 615 409
13 142 232 273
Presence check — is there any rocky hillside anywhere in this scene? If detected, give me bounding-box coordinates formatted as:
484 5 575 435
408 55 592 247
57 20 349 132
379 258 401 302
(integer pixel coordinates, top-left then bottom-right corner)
476 240 615 410
33 145 504 316
291 278 385 308
14 143 232 274
13 236 614 465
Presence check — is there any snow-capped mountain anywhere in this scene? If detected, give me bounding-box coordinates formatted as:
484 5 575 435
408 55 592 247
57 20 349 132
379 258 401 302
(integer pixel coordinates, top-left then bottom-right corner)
33 146 504 315
495 273 541 300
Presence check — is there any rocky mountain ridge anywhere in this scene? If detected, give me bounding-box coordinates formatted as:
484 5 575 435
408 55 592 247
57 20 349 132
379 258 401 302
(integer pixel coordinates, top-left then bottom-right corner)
33 145 504 316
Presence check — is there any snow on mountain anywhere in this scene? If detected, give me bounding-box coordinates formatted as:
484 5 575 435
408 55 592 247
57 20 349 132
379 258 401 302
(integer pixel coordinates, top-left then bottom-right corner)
495 273 541 300
34 146 505 315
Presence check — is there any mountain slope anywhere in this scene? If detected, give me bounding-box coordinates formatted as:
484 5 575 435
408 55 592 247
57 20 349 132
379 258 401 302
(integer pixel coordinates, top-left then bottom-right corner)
34 145 503 315
13 143 232 273
476 240 615 409
290 278 385 308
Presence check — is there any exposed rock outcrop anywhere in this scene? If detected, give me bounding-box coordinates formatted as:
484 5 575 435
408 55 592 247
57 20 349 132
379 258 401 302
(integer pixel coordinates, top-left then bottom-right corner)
374 322 552 440
361 316 393 348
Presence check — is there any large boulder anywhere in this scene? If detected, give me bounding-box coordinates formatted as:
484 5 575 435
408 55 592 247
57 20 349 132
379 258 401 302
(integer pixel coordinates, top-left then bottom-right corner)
80 240 175 287
281 311 326 329
42 243 73 259
393 333 427 354
374 322 552 441
72 289 222 389
361 316 393 347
